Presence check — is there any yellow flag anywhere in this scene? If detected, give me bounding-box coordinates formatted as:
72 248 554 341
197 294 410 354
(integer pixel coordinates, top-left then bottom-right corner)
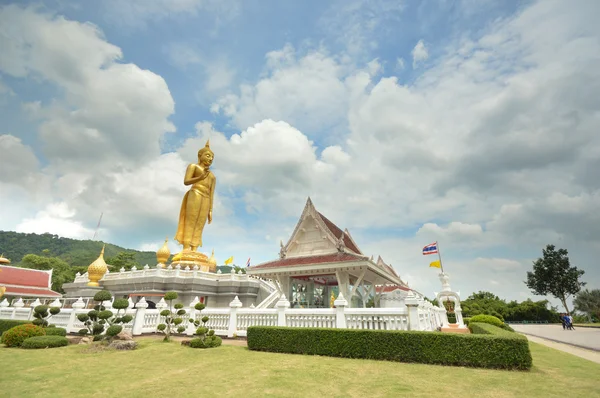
224 256 234 265
429 260 441 268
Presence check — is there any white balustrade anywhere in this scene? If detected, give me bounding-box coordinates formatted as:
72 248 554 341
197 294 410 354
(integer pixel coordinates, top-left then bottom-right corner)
0 294 443 336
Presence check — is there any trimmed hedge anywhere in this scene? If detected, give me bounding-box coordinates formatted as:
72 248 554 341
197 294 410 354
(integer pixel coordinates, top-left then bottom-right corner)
469 314 505 329
0 320 31 336
247 325 532 370
44 327 67 337
21 335 69 349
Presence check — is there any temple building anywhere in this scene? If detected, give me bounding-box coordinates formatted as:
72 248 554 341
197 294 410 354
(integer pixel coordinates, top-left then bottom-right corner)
0 264 62 299
247 198 410 308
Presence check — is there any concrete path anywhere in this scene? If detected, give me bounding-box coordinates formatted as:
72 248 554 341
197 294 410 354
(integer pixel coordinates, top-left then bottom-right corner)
512 324 600 351
521 334 600 364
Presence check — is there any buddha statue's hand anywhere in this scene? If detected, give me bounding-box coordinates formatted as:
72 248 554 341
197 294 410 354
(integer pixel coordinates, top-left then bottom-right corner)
208 210 212 224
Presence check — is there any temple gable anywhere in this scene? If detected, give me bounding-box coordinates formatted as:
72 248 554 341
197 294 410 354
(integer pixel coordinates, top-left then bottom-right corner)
282 197 362 258
285 213 337 257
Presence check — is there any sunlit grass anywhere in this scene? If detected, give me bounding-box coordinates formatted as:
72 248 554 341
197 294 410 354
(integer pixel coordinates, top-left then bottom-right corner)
1 338 599 398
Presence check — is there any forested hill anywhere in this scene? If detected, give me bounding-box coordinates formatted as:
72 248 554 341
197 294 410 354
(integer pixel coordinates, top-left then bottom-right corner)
0 231 156 267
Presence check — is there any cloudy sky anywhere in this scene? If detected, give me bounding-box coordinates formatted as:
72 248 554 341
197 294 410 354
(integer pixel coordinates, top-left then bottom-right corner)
1 0 598 309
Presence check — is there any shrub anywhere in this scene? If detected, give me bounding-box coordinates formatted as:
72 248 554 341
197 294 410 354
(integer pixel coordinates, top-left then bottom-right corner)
189 335 222 349
21 335 69 349
0 320 31 336
157 291 185 341
32 305 61 327
78 291 133 341
469 314 505 328
247 325 532 370
463 317 471 326
45 327 67 336
1 324 46 347
470 314 515 332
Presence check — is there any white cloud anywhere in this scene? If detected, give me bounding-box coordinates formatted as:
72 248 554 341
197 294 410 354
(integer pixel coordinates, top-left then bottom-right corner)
164 42 235 95
101 0 240 29
396 57 405 70
0 5 176 170
211 44 351 133
16 202 96 240
411 40 429 68
319 0 405 57
2 1 600 307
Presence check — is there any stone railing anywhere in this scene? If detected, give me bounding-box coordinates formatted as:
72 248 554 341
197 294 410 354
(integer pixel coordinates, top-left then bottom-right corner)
0 292 446 337
72 265 259 284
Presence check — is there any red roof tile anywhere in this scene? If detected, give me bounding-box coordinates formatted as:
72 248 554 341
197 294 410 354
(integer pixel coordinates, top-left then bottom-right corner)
0 266 51 288
3 286 62 298
252 252 367 270
317 212 361 254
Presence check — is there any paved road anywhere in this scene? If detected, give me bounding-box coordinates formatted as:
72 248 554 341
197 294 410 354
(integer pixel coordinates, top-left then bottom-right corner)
512 324 600 351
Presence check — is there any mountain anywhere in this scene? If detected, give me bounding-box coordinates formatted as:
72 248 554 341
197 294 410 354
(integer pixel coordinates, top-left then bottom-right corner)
0 231 157 267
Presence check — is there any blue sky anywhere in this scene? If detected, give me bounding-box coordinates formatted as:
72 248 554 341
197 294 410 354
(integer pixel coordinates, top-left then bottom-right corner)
0 0 599 310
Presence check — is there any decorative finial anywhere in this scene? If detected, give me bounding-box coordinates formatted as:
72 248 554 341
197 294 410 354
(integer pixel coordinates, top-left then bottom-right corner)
87 245 108 287
205 139 210 148
279 240 287 259
156 238 171 267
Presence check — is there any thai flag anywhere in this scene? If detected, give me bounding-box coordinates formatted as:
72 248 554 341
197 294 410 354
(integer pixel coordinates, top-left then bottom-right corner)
246 258 251 267
422 242 438 255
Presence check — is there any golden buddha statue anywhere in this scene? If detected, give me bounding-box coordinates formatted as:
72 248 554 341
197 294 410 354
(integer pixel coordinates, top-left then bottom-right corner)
173 140 216 269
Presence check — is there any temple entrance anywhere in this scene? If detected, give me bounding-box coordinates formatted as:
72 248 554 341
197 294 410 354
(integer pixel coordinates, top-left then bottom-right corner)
290 275 338 308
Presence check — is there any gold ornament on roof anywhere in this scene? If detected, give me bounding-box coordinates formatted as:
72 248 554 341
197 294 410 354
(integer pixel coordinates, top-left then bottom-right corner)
0 254 10 265
208 249 217 272
156 237 171 267
87 245 108 287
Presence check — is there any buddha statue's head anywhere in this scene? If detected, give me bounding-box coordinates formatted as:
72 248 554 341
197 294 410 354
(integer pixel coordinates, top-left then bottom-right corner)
197 140 214 168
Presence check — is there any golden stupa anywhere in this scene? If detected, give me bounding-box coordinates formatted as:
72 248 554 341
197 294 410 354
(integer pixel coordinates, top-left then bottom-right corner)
156 237 171 268
87 245 108 287
208 249 217 272
0 254 10 265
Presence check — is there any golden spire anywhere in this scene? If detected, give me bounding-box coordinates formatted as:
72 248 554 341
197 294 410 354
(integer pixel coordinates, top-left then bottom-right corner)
0 253 10 265
156 237 171 267
205 139 210 149
208 249 217 272
87 245 108 287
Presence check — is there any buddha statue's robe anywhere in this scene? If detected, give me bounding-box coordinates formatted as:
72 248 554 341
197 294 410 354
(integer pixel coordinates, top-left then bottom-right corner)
175 164 216 249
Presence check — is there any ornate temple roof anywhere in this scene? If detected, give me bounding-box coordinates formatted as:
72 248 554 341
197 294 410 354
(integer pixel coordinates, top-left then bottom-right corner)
317 212 362 255
0 265 62 298
248 197 407 287
251 252 367 270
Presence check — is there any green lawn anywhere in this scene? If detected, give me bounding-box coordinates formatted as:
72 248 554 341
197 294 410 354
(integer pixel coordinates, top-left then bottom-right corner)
1 338 599 398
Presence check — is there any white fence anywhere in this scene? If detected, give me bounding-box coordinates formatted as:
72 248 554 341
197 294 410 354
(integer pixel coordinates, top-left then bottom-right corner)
0 292 446 337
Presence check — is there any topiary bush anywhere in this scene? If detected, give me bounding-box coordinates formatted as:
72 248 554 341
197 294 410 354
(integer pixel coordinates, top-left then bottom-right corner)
185 302 221 349
32 305 61 327
1 324 46 347
44 327 67 336
463 317 471 326
0 320 31 336
21 335 69 349
247 324 532 370
157 291 186 342
77 290 133 341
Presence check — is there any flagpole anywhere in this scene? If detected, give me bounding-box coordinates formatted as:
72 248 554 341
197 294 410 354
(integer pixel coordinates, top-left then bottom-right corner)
436 241 445 273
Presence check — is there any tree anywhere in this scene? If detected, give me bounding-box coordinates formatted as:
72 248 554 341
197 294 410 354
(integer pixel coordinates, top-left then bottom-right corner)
525 244 586 315
573 289 600 321
20 254 75 293
106 251 140 272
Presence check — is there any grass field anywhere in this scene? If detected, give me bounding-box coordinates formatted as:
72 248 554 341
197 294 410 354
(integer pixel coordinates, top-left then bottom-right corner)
1 338 599 398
